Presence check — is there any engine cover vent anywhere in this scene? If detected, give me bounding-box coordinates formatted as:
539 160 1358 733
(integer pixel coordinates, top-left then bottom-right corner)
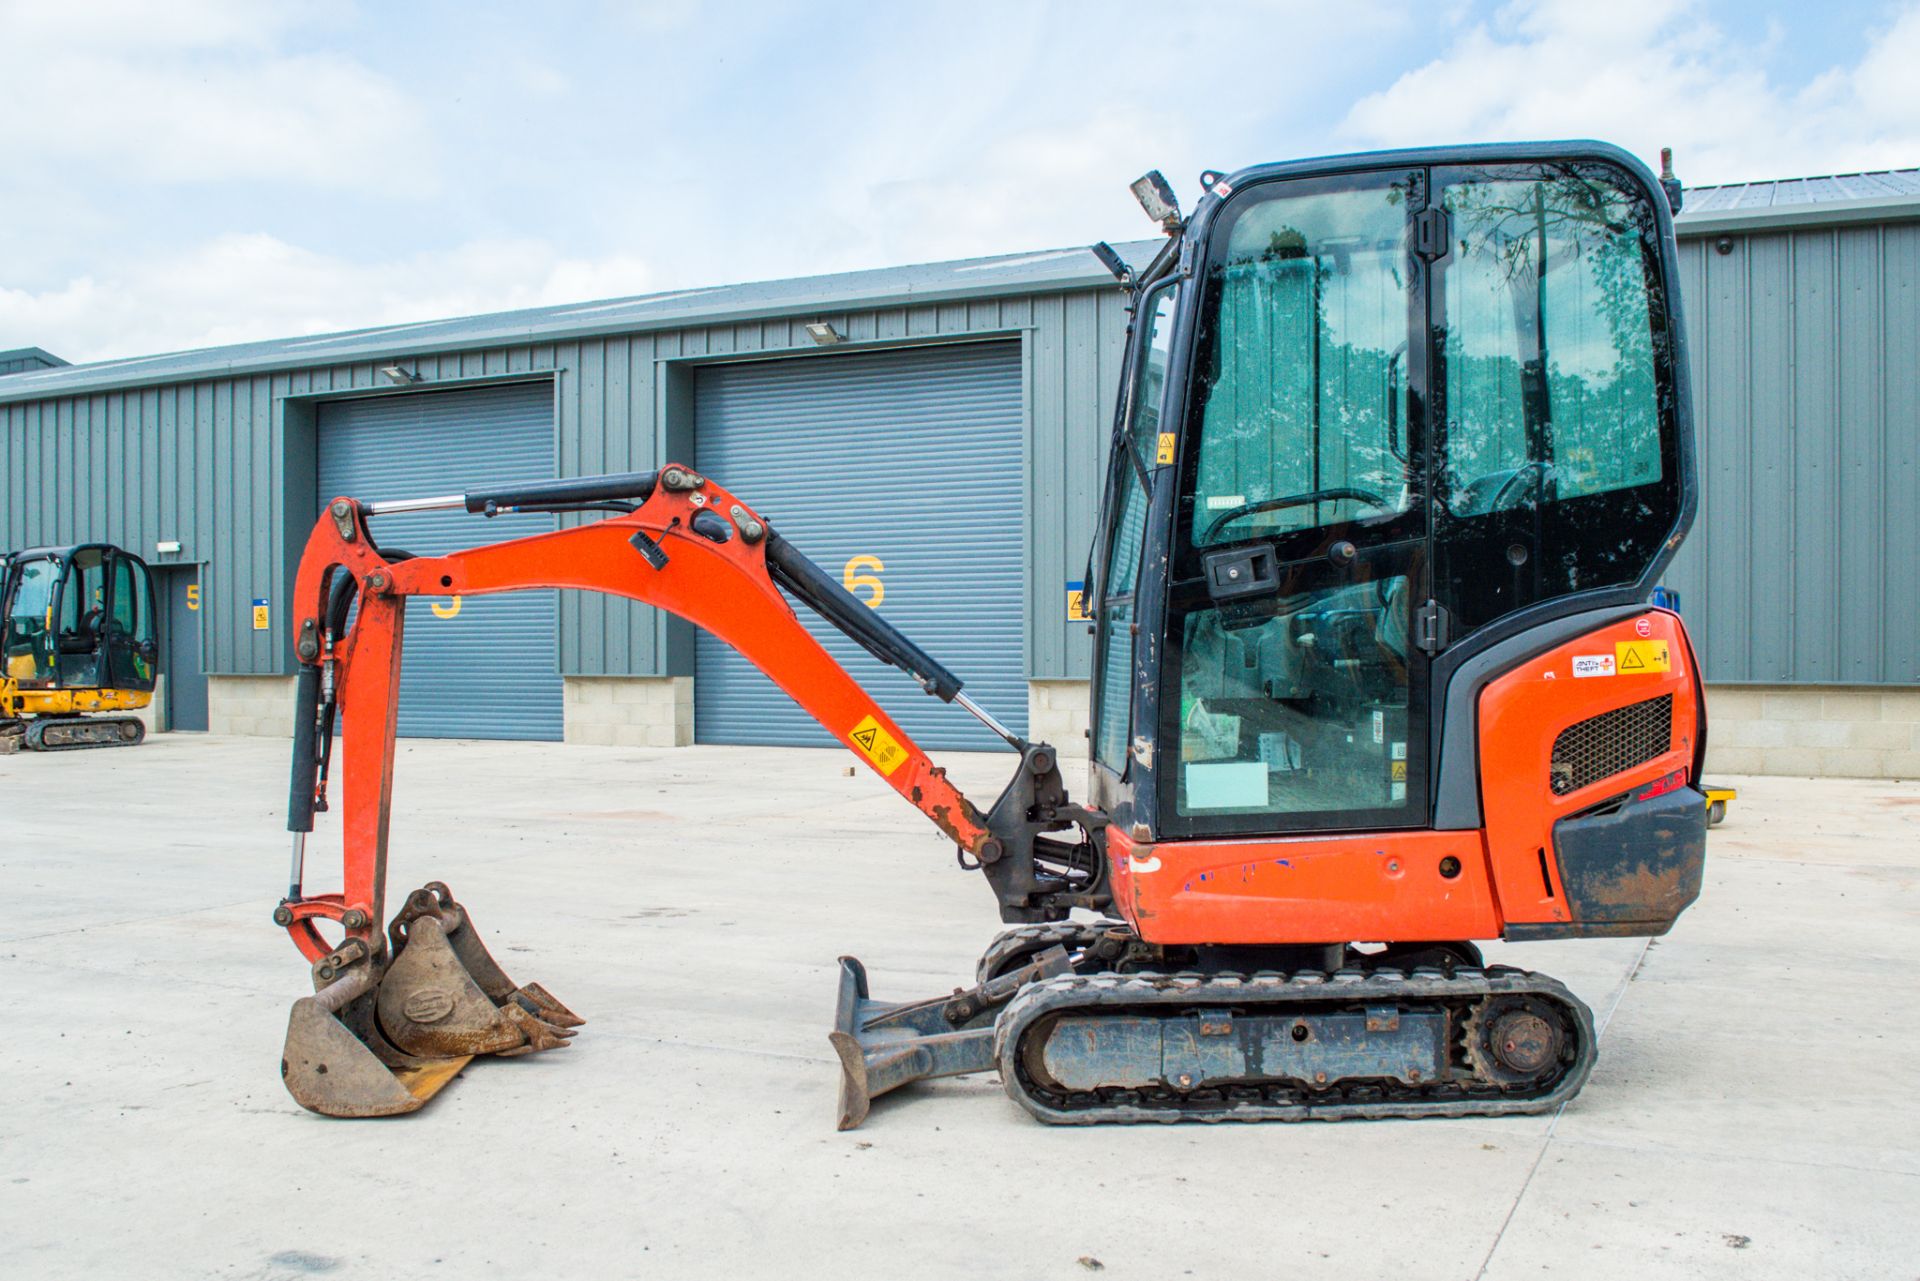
1549 694 1674 796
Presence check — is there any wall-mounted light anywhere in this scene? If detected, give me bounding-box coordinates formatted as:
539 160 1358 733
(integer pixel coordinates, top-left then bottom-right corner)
155 540 182 555
380 365 422 384
804 322 844 346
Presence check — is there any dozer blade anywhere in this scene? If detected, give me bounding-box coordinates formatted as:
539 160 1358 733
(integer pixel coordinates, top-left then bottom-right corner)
830 948 1071 1130
280 944 475 1118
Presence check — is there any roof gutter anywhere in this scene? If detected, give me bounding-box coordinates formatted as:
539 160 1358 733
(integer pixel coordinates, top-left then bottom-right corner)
1676 192 1920 237
0 253 1137 407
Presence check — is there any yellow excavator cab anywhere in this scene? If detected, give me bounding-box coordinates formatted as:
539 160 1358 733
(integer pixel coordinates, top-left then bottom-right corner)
0 543 159 751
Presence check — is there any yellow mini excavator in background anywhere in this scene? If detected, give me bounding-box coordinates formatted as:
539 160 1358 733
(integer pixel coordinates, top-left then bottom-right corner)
1 543 160 751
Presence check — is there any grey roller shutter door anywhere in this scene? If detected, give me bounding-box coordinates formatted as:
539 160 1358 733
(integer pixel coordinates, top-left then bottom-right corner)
695 342 1026 751
316 382 563 741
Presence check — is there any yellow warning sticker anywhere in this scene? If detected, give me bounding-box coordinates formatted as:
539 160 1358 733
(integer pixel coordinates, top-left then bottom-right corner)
849 714 908 776
1155 432 1177 465
1615 639 1671 674
1390 759 1408 782
1065 580 1090 622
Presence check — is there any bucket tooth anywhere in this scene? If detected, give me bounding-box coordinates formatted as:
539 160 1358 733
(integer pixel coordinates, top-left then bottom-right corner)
280 948 474 1118
512 981 585 1029
376 915 549 1059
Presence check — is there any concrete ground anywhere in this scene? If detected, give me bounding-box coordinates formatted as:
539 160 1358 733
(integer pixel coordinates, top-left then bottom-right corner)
3 736 1916 1281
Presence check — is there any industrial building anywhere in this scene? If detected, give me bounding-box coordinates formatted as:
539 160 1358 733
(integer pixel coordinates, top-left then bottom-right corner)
2 170 1915 776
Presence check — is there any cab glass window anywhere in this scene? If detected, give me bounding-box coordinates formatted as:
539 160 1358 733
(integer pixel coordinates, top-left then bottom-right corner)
4 558 59 682
1093 282 1178 771
1433 163 1679 632
1182 174 1420 551
59 548 107 639
108 555 157 688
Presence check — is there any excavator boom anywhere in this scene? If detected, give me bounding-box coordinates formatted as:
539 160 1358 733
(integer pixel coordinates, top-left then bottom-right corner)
276 464 1101 1116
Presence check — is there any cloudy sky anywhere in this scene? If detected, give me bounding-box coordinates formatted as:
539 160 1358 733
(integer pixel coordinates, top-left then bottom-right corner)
4 0 1916 364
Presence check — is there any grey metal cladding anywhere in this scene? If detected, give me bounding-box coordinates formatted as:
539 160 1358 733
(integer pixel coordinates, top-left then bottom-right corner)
1663 219 1920 685
27 194 1918 700
0 347 68 376
692 342 1027 751
316 382 563 740
0 285 1125 685
0 378 281 678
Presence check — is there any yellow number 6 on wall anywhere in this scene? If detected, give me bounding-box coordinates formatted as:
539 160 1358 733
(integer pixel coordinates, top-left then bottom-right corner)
843 555 884 608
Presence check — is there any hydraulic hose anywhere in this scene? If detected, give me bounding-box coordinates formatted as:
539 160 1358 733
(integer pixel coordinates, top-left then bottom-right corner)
763 531 963 702
287 662 322 834
464 470 659 514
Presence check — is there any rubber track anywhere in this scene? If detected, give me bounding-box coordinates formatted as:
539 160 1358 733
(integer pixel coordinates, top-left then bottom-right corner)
24 718 146 751
993 965 1596 1125
974 920 1116 984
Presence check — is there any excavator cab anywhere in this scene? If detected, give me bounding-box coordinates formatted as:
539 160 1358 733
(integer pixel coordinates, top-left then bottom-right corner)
971 142 1706 1123
1 543 160 750
1088 143 1698 880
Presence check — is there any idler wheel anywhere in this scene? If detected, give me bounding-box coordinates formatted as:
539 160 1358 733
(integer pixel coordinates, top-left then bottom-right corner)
1489 1010 1556 1076
1467 995 1569 1087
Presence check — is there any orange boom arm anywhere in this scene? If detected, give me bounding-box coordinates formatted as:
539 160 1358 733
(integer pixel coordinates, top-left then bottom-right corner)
276 465 995 964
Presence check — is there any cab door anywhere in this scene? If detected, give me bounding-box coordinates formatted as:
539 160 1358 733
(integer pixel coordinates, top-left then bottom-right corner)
1156 166 1435 838
3 554 61 685
104 550 160 693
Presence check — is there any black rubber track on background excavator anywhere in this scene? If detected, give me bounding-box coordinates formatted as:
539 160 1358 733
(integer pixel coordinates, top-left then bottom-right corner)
10 716 146 750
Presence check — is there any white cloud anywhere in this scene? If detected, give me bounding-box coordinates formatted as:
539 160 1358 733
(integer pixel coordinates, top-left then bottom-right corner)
7 1 1916 368
1339 0 1920 184
0 0 305 50
0 234 659 362
836 106 1191 271
0 0 428 191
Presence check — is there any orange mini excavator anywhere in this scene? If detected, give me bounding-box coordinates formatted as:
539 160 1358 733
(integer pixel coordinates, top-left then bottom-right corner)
277 141 1708 1127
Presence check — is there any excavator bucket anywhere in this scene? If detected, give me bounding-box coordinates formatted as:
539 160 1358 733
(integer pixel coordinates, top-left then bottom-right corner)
389 882 585 1049
280 883 581 1117
281 941 473 1117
